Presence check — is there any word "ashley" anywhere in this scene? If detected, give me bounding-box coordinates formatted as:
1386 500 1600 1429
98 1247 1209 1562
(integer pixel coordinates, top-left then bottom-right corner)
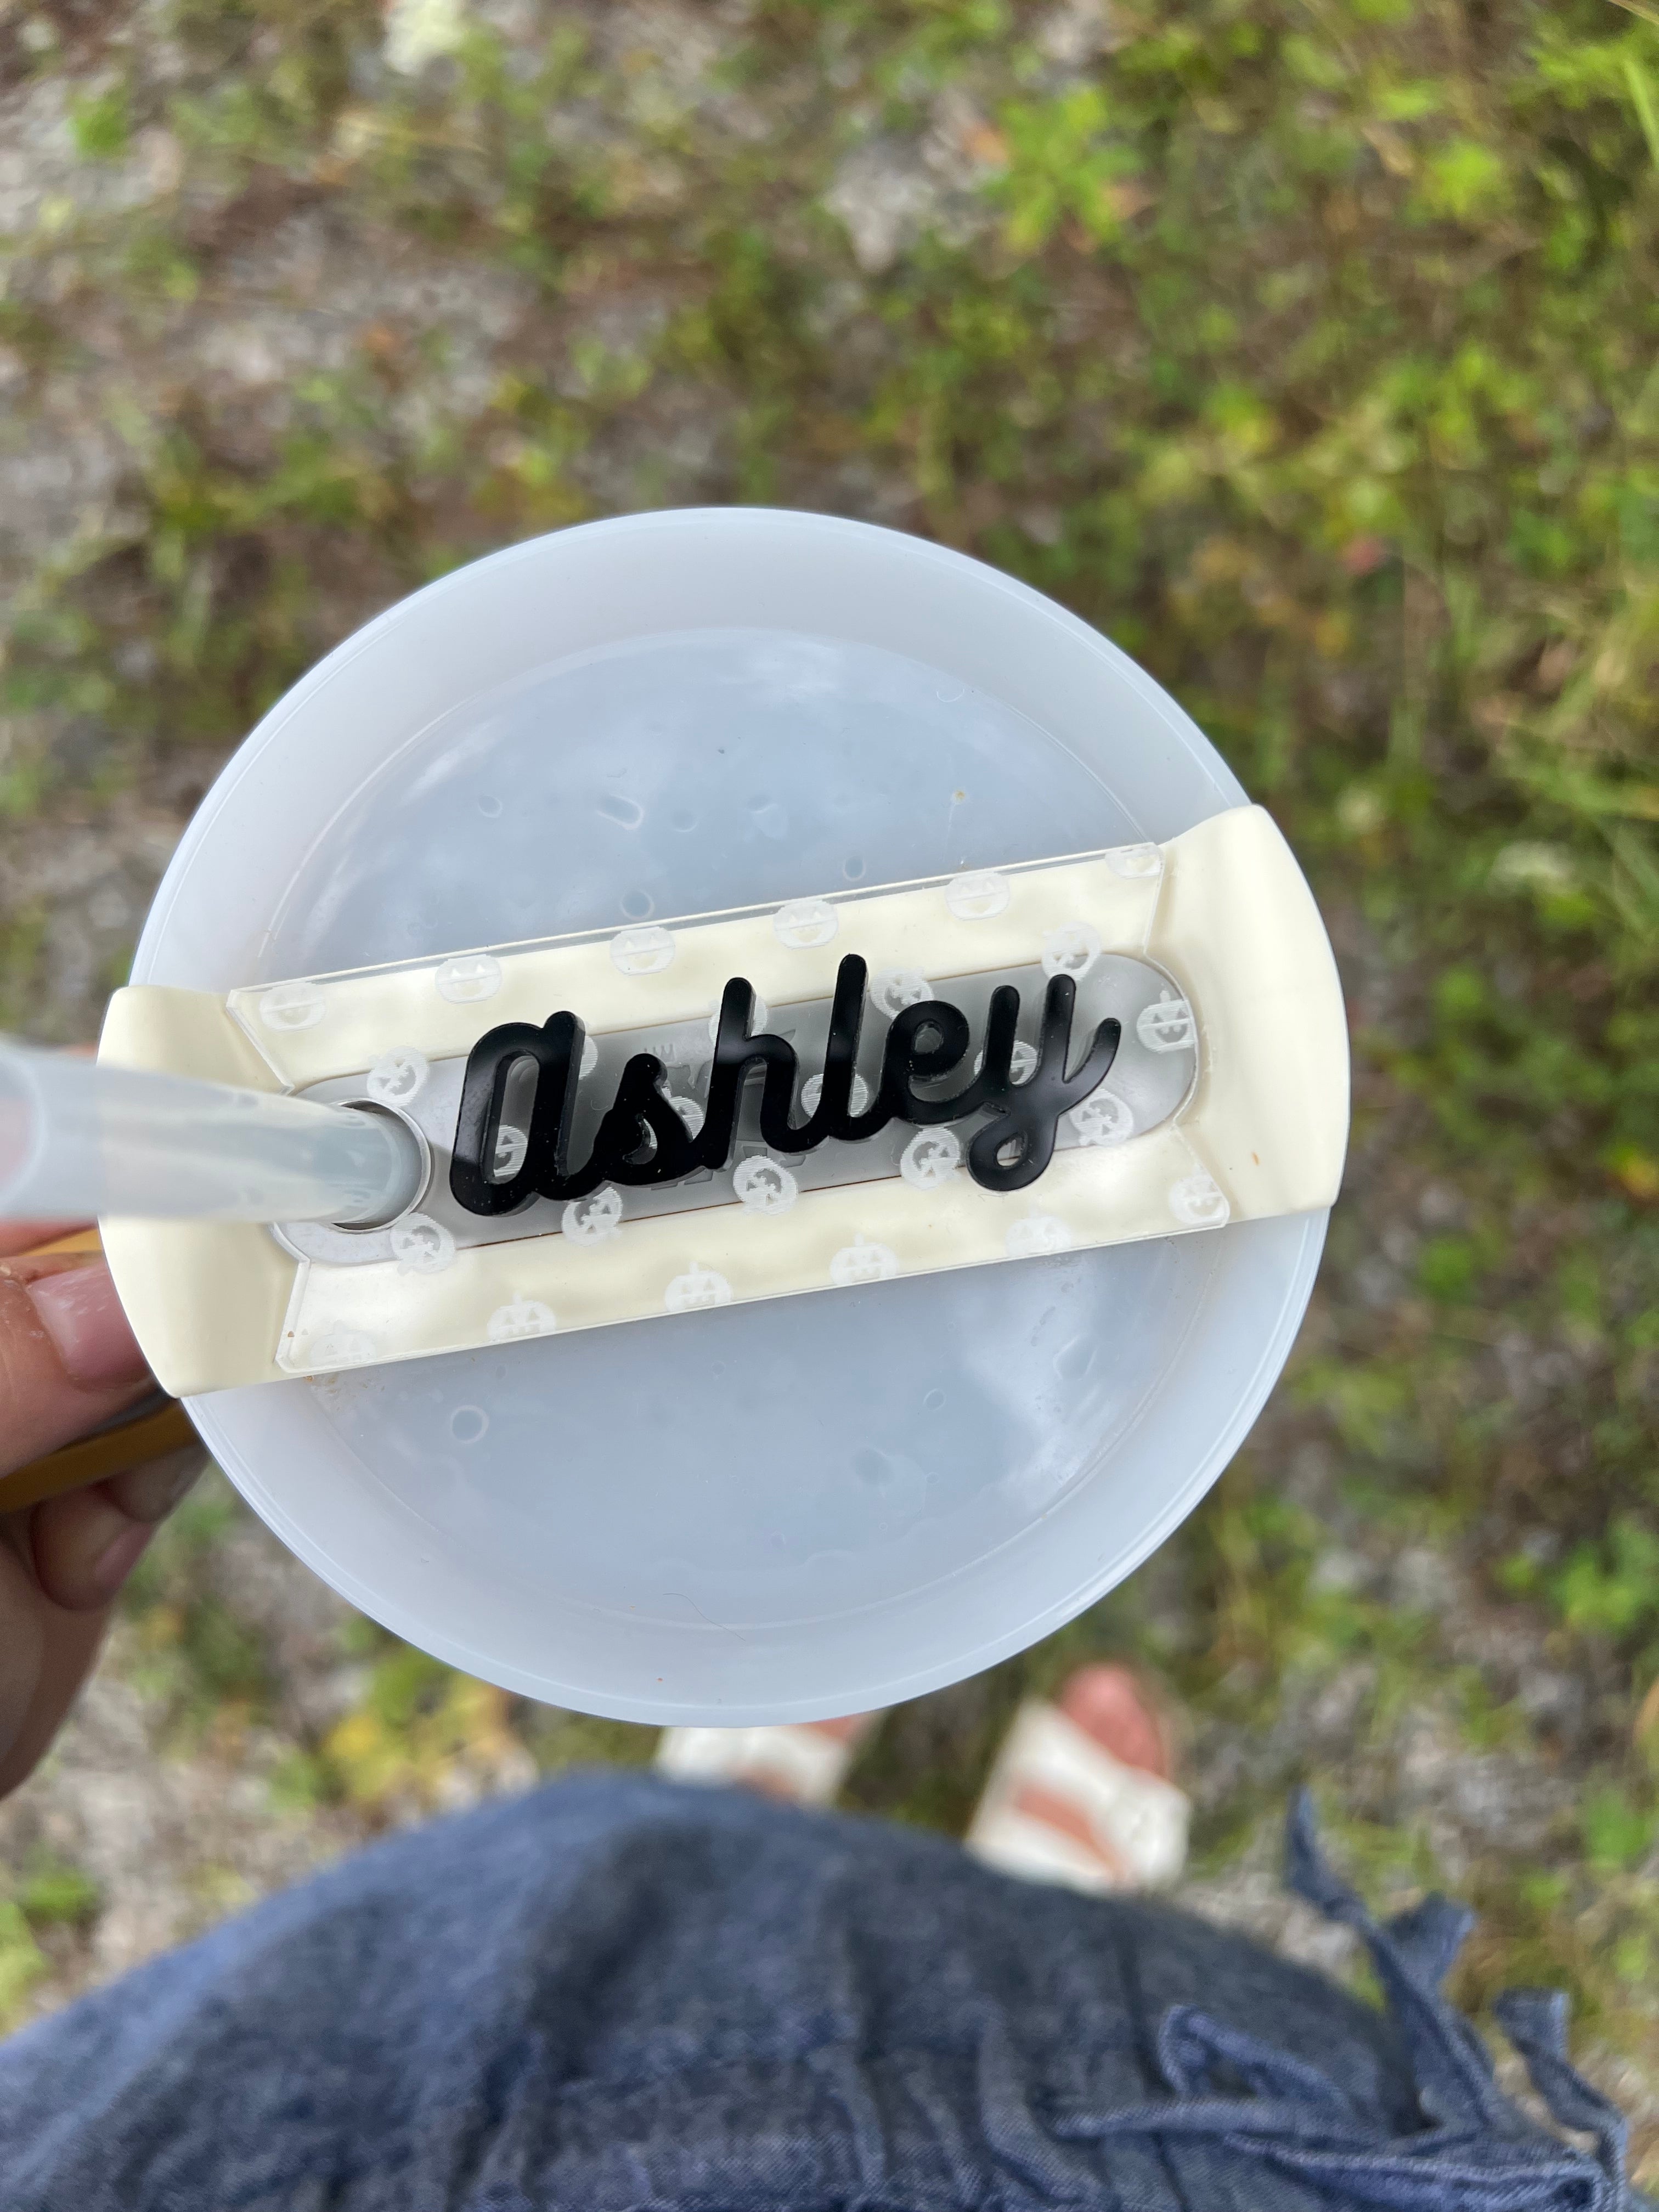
449 953 1120 1214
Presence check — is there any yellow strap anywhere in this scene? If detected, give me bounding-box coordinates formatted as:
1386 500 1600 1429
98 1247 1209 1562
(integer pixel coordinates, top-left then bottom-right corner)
0 1228 198 1513
26 1227 104 1257
0 1402 200 1513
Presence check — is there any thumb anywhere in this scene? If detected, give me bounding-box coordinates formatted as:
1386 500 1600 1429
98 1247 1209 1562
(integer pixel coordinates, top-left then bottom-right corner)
0 1256 153 1479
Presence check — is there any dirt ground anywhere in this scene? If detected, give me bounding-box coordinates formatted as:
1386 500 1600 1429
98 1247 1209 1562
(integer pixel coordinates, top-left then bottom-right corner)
1 0 1656 2181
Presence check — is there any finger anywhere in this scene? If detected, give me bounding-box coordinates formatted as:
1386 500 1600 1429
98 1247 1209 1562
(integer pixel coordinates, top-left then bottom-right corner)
0 1578 106 1801
30 1484 156 1614
0 1257 152 1479
0 1538 47 1754
105 1443 205 1525
29 1446 201 1614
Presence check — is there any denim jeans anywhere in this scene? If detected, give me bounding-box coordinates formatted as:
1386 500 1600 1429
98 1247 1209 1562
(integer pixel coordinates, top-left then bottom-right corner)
0 1774 1639 2210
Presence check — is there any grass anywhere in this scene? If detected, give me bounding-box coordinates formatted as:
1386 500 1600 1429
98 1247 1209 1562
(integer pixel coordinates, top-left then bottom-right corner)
0 0 1656 2147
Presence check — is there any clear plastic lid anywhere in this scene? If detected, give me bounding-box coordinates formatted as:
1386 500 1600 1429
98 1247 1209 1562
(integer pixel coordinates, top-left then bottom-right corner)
131 510 1327 1724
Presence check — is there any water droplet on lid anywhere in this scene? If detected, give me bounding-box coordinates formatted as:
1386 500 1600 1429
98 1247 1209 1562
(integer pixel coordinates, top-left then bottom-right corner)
670 808 696 832
476 793 503 819
843 855 865 881
923 1387 946 1412
620 888 654 921
1054 1337 1094 1383
597 792 644 829
450 1405 489 1443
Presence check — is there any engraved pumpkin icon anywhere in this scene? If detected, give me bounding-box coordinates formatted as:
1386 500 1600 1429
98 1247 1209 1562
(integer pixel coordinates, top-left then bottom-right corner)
1136 991 1197 1054
1005 1214 1074 1257
900 1128 962 1189
435 953 503 1004
801 1069 873 1115
493 1123 529 1176
772 897 838 949
944 870 1011 921
733 1155 798 1215
664 1261 733 1313
975 1040 1038 1084
486 1296 557 1343
1069 1091 1135 1147
610 925 675 977
258 982 326 1031
829 1234 900 1288
390 1214 455 1274
563 1185 624 1245
1040 922 1102 981
1168 1171 1230 1228
368 1046 428 1104
308 1322 376 1370
872 969 931 1018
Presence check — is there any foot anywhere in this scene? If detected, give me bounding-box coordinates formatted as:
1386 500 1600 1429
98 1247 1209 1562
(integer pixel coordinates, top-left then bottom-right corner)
965 1663 1189 1895
654 1711 879 1807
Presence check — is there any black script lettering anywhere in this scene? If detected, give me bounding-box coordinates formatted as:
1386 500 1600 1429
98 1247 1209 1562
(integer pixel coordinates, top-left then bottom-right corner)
698 975 819 1160
964 974 1120 1192
593 1052 700 1187
448 1011 591 1215
449 955 1124 1213
764 954 887 1150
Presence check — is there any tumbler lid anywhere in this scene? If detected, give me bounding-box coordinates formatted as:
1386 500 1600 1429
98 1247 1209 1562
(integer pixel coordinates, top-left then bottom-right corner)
132 510 1332 1724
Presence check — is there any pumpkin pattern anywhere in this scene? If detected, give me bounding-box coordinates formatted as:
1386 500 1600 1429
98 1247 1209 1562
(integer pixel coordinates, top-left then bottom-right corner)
829 1234 900 1286
258 981 326 1031
486 1296 557 1343
1168 1170 1230 1227
390 1213 455 1274
974 1040 1038 1084
609 925 675 977
664 1261 733 1313
435 953 503 1004
800 1069 872 1115
367 1045 428 1104
492 1122 528 1176
900 1128 962 1189
562 1185 624 1245
871 969 931 1018
1069 1091 1135 1147
772 897 839 949
307 1322 376 1370
732 1155 799 1214
1136 991 1197 1054
1005 1213 1074 1257
944 870 1011 920
1040 922 1102 981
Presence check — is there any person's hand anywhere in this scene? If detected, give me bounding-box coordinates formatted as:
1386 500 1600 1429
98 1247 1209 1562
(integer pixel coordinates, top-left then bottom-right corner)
0 1221 202 1800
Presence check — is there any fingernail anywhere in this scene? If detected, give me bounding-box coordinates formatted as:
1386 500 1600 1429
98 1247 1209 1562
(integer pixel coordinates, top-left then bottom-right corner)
91 1520 151 1602
25 1265 148 1390
107 1451 204 1525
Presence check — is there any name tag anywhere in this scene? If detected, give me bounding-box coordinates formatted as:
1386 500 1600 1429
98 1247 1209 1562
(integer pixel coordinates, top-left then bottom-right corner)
97 806 1348 1391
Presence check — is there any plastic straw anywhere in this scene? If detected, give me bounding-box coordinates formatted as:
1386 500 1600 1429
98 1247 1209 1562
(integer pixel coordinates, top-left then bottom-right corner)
0 1037 424 1226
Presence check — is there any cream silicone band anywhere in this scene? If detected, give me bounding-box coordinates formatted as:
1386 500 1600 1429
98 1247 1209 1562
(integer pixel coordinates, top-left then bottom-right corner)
98 806 1347 1396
